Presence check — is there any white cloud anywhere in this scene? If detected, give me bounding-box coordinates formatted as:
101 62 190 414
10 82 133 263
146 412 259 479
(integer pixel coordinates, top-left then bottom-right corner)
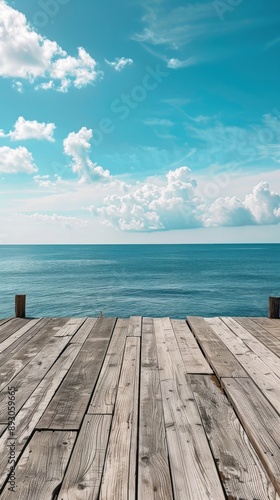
167 57 196 69
63 128 112 183
12 81 23 93
33 174 62 188
0 2 101 91
89 166 280 232
91 166 203 231
132 3 216 49
0 146 38 174
0 117 56 142
105 57 133 71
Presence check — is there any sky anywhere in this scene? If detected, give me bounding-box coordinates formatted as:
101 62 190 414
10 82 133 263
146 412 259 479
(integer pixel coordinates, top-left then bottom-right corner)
0 0 280 244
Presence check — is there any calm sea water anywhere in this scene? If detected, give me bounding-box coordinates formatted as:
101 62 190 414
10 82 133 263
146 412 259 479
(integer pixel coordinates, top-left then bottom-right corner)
0 244 279 319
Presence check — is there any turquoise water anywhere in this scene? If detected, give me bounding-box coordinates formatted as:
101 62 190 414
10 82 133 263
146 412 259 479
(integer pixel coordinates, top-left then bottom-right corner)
0 244 279 319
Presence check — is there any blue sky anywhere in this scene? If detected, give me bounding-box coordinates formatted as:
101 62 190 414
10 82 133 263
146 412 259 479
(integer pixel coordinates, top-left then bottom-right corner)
0 0 280 243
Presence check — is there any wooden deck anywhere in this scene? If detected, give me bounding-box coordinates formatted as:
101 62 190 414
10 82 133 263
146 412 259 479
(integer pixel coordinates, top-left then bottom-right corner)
0 315 279 499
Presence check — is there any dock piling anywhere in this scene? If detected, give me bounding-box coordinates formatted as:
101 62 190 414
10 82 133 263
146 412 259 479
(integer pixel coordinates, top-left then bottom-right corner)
268 296 280 318
15 294 26 318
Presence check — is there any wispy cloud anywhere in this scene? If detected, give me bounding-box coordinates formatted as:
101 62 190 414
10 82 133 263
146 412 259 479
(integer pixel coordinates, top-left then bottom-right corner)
167 57 197 69
105 57 133 71
132 2 216 49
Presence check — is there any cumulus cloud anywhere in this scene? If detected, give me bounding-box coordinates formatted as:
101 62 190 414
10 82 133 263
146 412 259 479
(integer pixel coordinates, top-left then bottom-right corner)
63 128 112 183
0 117 56 142
0 146 38 174
90 166 203 231
88 166 280 232
105 57 133 71
0 2 101 91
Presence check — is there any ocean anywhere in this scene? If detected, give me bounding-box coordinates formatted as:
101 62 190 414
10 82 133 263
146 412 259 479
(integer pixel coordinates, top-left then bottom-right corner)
0 244 279 319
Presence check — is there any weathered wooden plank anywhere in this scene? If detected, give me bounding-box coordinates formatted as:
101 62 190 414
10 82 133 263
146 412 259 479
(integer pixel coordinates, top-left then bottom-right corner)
58 414 111 500
206 317 280 414
0 318 12 328
88 318 128 414
251 318 280 337
191 374 280 500
222 317 280 378
0 344 81 490
222 377 280 494
0 319 42 355
0 431 76 500
234 317 280 357
100 337 140 500
0 318 32 345
0 425 5 437
54 317 86 337
38 317 115 430
0 317 67 365
0 318 69 392
0 337 70 422
154 318 225 500
172 319 213 374
187 316 247 379
128 316 142 336
138 318 173 500
141 317 158 368
70 317 97 344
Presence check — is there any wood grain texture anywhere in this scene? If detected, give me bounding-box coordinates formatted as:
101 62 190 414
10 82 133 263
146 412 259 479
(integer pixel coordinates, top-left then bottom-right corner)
58 414 111 500
0 319 34 349
222 377 280 494
0 337 70 422
38 318 115 429
187 316 247 379
222 316 280 378
54 317 86 337
100 337 140 500
128 316 142 336
154 318 225 500
252 317 280 337
206 317 280 414
0 344 81 489
172 319 213 374
191 374 280 500
70 317 97 344
138 317 173 500
0 319 42 354
1 431 76 500
0 317 67 365
88 318 128 414
235 317 280 357
0 318 68 392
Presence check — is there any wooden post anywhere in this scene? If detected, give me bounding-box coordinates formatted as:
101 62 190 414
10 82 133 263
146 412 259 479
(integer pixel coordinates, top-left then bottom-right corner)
268 296 280 318
15 295 26 318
